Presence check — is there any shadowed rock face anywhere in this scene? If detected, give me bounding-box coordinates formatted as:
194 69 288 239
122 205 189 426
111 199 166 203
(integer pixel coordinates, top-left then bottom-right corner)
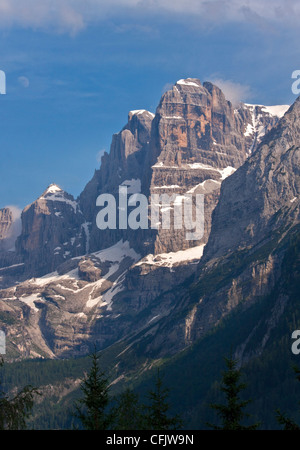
131 98 299 361
158 97 300 358
203 99 299 263
15 184 86 276
79 109 155 254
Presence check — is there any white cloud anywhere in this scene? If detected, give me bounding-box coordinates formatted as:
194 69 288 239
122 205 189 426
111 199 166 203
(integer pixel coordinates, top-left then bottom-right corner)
0 0 299 34
210 78 254 106
0 0 85 35
162 82 174 94
96 148 107 164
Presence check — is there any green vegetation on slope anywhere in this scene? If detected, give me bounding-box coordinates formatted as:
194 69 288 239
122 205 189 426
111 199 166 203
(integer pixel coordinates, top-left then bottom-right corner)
0 226 299 429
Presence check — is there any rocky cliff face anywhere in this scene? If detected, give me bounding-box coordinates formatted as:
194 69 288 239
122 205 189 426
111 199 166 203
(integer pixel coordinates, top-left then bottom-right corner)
0 208 23 286
203 99 299 262
147 97 299 358
148 79 247 253
0 208 13 250
79 78 287 257
235 103 289 155
15 184 86 276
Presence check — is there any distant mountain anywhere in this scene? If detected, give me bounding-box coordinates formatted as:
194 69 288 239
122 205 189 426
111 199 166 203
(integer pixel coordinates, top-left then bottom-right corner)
0 78 293 363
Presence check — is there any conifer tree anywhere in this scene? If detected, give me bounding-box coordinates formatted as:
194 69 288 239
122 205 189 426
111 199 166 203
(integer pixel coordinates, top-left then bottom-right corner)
143 368 182 430
207 355 260 430
74 349 113 430
0 358 39 430
112 388 144 430
276 365 300 430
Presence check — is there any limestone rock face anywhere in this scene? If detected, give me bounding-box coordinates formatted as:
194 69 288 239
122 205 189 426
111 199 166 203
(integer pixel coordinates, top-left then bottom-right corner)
79 109 154 254
80 79 275 258
78 258 102 282
15 184 86 276
147 79 247 254
150 79 246 169
154 98 300 358
235 103 289 155
0 208 13 249
203 100 299 262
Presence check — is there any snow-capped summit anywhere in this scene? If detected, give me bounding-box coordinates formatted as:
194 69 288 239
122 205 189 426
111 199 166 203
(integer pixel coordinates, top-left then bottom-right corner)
244 103 290 119
128 109 155 120
176 78 201 87
43 183 63 196
236 102 290 155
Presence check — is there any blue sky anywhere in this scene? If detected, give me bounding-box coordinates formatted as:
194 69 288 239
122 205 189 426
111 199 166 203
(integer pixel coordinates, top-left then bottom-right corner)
0 0 299 210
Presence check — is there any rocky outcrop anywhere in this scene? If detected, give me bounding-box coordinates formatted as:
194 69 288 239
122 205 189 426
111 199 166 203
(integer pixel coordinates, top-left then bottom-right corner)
15 184 86 276
147 79 247 253
0 208 12 243
203 100 299 262
0 207 22 253
0 239 202 359
235 103 289 155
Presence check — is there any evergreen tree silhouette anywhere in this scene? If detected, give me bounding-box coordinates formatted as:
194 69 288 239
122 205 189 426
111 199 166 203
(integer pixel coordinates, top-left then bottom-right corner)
74 349 113 430
143 368 182 430
276 365 300 430
207 355 260 430
0 358 39 430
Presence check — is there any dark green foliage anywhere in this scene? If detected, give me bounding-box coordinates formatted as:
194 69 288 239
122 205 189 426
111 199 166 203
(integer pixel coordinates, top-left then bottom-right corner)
143 369 182 430
0 358 39 430
110 370 182 430
112 388 145 430
276 410 300 430
73 356 182 430
207 356 260 430
276 365 300 430
73 350 113 430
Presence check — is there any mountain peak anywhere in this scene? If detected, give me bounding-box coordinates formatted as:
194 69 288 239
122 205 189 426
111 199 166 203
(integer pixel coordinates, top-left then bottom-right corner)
128 109 155 120
43 184 63 196
175 78 201 88
244 103 290 119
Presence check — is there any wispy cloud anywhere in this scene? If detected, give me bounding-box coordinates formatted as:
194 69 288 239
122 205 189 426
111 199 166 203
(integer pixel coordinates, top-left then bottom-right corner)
0 0 299 35
210 78 254 106
0 0 85 35
96 148 107 164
